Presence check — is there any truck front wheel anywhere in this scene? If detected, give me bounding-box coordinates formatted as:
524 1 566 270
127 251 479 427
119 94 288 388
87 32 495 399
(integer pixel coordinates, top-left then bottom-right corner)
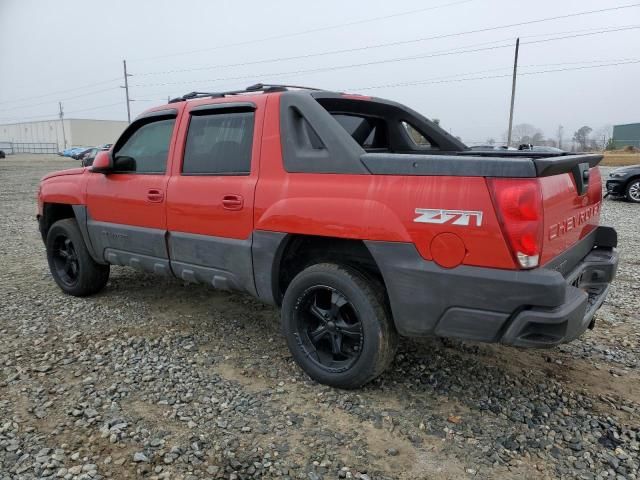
281 263 397 389
46 218 110 296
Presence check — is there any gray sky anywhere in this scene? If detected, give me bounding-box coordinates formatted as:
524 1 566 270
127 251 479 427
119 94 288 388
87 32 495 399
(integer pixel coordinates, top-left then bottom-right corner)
1 0 639 144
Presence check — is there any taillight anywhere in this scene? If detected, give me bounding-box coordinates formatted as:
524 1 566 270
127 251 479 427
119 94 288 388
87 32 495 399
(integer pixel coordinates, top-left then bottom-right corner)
488 178 543 269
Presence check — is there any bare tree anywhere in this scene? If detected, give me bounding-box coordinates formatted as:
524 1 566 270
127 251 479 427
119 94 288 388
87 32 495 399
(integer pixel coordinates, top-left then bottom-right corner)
531 132 545 145
588 138 601 151
593 125 613 150
505 123 544 145
573 126 592 151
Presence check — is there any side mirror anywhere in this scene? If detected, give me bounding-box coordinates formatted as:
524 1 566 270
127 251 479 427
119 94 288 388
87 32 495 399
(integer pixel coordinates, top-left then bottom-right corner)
113 156 136 172
90 150 112 174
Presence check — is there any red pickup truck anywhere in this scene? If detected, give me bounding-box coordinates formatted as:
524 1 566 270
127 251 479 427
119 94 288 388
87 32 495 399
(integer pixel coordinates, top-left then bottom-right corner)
38 84 618 388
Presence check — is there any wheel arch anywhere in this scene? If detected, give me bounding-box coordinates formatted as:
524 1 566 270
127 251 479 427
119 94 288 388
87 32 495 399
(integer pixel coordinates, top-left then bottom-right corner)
39 203 75 242
253 232 389 308
39 203 101 263
625 175 640 189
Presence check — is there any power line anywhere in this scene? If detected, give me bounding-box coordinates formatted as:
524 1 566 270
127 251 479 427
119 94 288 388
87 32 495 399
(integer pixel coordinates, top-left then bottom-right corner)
129 26 640 90
1 3 636 112
133 3 640 77
133 37 514 80
352 59 640 91
516 23 639 39
1 3 637 111
0 87 121 113
3 57 637 124
0 102 124 123
2 61 637 124
129 0 476 62
0 77 121 106
66 102 123 114
132 41 517 88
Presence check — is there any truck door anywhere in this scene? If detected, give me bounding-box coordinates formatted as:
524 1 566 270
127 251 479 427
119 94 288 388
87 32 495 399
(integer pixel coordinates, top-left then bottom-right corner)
165 100 263 294
85 110 178 274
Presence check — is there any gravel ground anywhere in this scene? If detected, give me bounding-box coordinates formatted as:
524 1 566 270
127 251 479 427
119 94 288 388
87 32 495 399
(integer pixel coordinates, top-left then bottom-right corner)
0 155 638 480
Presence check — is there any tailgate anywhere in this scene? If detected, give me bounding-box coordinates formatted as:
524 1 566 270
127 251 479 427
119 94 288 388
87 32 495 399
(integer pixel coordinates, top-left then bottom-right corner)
538 157 603 265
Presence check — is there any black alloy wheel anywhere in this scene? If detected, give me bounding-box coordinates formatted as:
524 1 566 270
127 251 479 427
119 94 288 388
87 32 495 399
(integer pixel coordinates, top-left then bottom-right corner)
46 218 110 296
282 263 397 389
51 234 80 287
293 285 364 373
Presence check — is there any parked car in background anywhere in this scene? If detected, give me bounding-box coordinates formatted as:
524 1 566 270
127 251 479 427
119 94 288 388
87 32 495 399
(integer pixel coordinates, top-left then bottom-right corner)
72 147 95 160
80 148 100 167
519 145 566 153
80 147 102 167
59 147 89 158
469 145 517 151
606 164 640 203
60 147 80 157
59 145 113 158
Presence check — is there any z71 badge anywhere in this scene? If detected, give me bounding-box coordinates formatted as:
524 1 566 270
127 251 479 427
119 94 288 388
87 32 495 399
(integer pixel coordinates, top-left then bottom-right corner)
414 208 483 227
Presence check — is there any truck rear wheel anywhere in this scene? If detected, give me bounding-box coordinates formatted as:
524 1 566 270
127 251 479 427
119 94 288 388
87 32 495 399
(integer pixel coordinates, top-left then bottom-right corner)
281 263 397 389
46 218 110 296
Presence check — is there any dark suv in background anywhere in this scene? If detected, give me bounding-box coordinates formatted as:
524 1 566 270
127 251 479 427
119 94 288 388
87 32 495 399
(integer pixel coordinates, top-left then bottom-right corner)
606 165 640 203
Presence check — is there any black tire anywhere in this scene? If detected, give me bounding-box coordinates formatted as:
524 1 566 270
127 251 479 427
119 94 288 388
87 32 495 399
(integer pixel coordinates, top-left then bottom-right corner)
625 179 640 203
46 218 110 296
281 263 397 389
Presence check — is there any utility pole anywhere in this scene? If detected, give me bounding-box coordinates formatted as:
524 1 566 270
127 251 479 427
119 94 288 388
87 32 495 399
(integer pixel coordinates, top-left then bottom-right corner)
557 125 564 150
121 60 132 123
58 102 67 149
506 38 520 147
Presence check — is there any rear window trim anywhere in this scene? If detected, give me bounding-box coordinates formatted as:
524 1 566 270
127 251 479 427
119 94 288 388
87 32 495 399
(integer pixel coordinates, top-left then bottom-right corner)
189 101 256 115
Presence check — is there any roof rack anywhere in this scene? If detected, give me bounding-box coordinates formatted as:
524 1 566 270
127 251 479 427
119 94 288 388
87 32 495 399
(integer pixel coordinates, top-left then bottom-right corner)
168 83 322 103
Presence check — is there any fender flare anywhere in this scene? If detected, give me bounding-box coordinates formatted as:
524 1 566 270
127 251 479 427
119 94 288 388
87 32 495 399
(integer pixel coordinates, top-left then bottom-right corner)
70 205 104 263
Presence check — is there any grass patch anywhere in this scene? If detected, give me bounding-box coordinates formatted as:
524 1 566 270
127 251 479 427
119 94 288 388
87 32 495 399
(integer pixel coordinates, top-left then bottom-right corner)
602 152 640 167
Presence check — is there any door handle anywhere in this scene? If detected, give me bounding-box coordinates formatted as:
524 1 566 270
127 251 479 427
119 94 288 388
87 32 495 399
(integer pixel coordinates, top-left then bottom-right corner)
222 194 244 210
147 189 164 203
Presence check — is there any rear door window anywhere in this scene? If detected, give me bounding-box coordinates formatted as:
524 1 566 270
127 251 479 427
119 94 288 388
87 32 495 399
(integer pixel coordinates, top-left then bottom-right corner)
182 111 255 175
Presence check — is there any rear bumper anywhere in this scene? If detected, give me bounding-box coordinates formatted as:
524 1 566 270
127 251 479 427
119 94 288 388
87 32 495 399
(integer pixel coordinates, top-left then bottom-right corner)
500 247 617 347
365 226 618 348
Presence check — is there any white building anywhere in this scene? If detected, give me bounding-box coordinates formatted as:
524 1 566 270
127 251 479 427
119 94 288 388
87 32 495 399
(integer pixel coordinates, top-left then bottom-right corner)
0 118 128 153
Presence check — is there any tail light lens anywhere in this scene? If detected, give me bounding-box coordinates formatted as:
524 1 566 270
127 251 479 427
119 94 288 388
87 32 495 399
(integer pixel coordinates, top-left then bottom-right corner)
488 178 543 269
